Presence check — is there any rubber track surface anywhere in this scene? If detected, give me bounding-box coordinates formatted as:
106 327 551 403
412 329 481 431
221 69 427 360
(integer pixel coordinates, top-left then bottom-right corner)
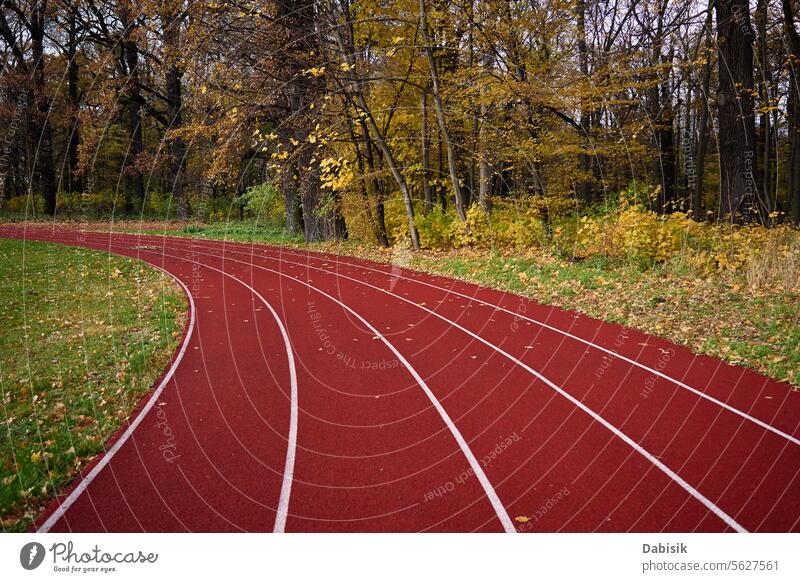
2 225 798 533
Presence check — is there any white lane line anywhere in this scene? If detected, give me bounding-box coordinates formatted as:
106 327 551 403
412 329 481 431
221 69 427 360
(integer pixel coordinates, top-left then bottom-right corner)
53 233 748 531
38 265 196 533
39 244 300 533
214 241 800 448
198 247 745 533
159 246 516 533
152 256 299 533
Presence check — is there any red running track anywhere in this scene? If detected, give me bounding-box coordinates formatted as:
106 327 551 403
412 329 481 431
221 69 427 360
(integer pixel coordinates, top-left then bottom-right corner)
2 225 799 533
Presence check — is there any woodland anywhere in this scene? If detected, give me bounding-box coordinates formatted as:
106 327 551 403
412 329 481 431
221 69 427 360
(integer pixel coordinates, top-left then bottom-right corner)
0 1 799 252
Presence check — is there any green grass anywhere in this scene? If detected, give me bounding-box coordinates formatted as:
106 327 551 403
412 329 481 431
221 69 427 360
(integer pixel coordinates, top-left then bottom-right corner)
0 239 186 531
138 220 304 245
408 250 800 387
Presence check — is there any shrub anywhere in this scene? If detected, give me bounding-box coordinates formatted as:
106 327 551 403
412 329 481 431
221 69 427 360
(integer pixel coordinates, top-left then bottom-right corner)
0 194 44 215
575 201 692 265
238 182 283 222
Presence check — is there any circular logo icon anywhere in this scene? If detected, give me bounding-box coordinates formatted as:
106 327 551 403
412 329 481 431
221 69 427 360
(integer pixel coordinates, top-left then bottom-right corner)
20 542 46 570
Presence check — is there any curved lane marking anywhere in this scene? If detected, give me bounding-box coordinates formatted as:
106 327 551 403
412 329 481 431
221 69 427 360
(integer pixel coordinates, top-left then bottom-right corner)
175 242 747 533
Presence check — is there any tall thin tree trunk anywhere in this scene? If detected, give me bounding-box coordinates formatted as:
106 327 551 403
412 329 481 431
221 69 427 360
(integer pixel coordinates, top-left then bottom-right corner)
160 6 189 219
575 0 592 205
693 10 714 219
756 0 773 219
30 8 56 215
477 104 492 212
419 0 467 221
281 157 302 234
120 2 144 208
790 70 800 224
66 6 82 194
420 89 434 213
437 126 446 211
782 0 800 223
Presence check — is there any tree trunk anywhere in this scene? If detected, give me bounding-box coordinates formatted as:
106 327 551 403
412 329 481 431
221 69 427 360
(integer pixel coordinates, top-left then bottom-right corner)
120 2 144 208
477 103 492 212
297 146 329 242
420 89 434 213
693 13 713 219
281 157 302 235
575 0 592 205
790 70 800 224
715 0 758 222
477 52 493 212
160 6 189 219
30 6 56 215
419 0 467 221
66 6 82 194
782 0 800 224
437 126 446 211
756 0 773 219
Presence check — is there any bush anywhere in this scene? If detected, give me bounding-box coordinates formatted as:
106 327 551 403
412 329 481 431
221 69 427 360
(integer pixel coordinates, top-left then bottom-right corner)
571 193 800 289
0 194 44 215
575 201 694 265
238 182 283 222
387 199 549 250
143 191 171 216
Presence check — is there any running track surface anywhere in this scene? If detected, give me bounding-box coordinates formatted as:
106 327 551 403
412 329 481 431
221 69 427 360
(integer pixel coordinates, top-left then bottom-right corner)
2 225 799 533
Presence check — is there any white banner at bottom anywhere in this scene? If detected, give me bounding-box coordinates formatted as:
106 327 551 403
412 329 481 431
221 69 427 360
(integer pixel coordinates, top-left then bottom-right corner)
1 534 797 581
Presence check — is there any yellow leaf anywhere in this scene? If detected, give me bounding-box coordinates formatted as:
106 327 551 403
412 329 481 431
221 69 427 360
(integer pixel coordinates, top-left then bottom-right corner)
30 451 42 463
514 516 531 523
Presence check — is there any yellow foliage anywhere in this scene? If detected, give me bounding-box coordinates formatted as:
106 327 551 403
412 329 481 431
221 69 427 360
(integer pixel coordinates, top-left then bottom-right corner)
573 199 800 289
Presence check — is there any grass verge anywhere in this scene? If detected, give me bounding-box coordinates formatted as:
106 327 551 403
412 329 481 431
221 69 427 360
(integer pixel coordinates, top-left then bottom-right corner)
0 238 186 532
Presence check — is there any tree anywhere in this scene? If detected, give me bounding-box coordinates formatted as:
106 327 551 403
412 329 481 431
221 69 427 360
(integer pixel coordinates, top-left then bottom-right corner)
419 0 467 221
783 0 800 224
715 0 759 222
0 1 57 214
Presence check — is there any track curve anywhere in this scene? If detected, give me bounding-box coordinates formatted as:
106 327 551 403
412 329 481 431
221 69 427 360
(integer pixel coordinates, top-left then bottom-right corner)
2 225 798 533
